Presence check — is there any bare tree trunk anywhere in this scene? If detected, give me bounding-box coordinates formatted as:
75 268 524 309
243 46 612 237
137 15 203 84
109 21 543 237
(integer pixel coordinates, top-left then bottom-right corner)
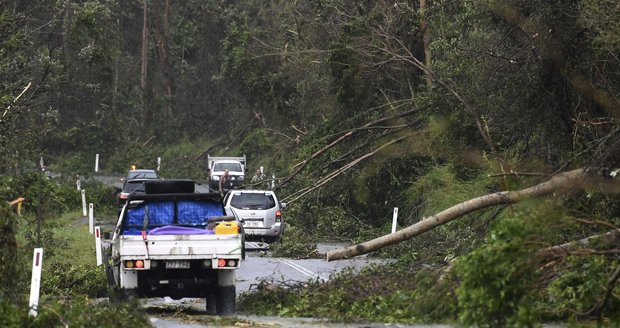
419 0 432 88
154 0 173 117
140 0 148 90
327 168 619 261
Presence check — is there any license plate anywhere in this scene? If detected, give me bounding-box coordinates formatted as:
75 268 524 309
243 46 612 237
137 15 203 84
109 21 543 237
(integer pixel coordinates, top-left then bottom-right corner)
244 220 261 227
165 260 190 269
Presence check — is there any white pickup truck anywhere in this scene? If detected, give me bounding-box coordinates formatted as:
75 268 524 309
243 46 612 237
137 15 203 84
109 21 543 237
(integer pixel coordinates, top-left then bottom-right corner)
208 154 247 191
107 180 244 315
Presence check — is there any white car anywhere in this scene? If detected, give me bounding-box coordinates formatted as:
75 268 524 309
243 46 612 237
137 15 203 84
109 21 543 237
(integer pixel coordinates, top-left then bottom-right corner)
223 190 285 243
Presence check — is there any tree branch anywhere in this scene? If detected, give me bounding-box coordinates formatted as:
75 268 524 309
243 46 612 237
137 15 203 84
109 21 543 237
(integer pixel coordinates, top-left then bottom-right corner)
536 229 620 258
282 135 411 204
275 109 418 191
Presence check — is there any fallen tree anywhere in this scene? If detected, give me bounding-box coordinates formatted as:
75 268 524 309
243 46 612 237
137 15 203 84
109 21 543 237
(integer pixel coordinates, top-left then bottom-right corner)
326 167 620 261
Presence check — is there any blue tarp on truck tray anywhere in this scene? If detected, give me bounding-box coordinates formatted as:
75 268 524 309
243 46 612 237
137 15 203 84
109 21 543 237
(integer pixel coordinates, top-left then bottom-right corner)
123 199 224 234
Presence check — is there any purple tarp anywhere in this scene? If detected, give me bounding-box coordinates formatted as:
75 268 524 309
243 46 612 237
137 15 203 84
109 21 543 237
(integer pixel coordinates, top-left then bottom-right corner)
148 225 214 235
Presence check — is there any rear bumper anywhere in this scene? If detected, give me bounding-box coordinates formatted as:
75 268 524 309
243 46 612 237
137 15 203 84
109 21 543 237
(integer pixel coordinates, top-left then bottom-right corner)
244 222 283 238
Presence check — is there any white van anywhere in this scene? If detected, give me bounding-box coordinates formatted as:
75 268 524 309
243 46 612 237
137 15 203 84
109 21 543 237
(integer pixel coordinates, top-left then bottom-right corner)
223 190 285 242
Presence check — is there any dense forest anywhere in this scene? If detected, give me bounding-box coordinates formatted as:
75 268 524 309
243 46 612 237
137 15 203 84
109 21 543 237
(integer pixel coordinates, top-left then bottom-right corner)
1 0 620 326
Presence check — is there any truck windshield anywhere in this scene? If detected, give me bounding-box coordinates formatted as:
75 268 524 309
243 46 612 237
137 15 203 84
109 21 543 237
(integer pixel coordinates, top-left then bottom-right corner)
214 163 242 172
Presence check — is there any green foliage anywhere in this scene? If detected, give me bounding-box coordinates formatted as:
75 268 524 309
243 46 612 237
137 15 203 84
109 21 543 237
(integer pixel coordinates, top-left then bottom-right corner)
0 173 79 216
0 173 115 219
456 239 539 327
42 264 108 298
238 128 274 164
0 204 18 299
239 263 457 324
0 298 149 328
454 200 577 327
579 0 620 54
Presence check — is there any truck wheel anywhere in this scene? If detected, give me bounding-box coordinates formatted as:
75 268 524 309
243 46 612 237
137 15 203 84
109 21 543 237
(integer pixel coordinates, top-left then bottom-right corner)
216 271 236 315
206 288 217 315
109 287 131 303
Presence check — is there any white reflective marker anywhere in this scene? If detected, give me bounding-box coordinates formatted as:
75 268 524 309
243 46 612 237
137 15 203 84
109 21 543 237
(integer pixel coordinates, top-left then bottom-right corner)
29 248 43 317
81 189 87 217
88 203 94 234
391 207 398 234
157 157 161 171
95 226 102 266
95 153 99 172
76 178 81 191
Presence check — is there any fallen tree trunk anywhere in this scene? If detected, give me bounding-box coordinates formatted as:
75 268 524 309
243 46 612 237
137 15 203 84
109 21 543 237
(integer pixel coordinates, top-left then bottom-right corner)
327 168 619 261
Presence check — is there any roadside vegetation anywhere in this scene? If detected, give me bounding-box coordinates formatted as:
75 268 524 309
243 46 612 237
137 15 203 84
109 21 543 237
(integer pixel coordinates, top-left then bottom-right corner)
0 175 149 327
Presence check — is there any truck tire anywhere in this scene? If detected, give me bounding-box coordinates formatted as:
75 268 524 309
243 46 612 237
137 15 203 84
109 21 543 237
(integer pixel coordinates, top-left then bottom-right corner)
206 288 217 315
109 287 131 303
216 271 236 315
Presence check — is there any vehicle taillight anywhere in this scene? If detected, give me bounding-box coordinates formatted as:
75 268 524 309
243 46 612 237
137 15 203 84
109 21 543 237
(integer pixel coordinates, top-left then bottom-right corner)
119 193 128 200
275 210 282 222
218 259 226 267
124 259 147 269
227 259 237 267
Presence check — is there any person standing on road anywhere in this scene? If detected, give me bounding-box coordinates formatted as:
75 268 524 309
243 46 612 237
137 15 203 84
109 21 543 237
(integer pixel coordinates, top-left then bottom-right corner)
219 169 230 196
251 168 267 188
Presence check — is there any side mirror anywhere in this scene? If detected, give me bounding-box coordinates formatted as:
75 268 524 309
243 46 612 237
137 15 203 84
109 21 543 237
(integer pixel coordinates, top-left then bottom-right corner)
280 202 287 209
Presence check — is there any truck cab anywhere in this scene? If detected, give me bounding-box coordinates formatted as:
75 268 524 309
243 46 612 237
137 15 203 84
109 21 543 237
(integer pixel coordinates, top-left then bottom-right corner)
208 155 247 191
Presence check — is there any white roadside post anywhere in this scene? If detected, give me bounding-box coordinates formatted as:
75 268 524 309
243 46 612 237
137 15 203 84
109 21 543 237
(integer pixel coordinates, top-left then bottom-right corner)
95 226 102 266
95 153 100 172
76 175 81 191
81 189 87 217
88 203 94 234
157 157 161 171
29 248 43 317
391 207 398 234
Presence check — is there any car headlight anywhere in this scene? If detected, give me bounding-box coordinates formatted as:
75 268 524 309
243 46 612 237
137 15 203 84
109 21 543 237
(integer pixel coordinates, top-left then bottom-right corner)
212 176 220 181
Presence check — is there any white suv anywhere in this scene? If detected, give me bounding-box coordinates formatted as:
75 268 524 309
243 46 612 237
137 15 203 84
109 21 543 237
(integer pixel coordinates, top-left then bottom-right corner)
223 190 285 242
